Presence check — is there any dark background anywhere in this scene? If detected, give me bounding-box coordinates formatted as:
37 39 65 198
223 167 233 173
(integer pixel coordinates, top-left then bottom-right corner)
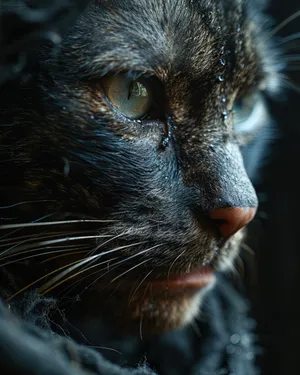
250 1 300 374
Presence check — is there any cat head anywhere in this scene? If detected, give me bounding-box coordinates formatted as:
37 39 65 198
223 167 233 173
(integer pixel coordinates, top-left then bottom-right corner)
0 0 280 333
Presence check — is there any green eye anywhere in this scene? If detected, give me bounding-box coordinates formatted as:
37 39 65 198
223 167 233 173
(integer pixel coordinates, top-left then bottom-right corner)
232 93 257 125
232 92 267 133
102 75 152 119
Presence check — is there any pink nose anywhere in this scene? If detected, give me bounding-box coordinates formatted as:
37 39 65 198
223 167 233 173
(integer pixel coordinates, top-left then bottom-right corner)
208 207 257 238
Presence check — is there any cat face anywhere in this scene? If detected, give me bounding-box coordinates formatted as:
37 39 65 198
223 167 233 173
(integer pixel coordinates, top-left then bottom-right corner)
0 0 280 333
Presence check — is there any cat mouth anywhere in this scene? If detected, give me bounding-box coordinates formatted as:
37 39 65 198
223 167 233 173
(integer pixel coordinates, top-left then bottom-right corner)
95 265 217 334
147 267 215 290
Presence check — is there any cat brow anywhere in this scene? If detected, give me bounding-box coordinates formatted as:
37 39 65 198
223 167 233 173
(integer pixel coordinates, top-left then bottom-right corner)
75 53 155 79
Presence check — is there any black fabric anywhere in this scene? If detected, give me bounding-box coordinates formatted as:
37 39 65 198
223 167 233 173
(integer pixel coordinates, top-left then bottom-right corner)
1 274 258 375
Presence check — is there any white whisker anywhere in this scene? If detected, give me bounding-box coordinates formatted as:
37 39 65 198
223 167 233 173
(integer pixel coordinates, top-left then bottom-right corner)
0 219 117 230
0 246 90 267
167 249 186 279
39 257 121 295
269 9 300 37
280 32 300 44
283 55 300 62
109 259 151 283
0 213 56 241
128 269 154 306
0 200 56 209
77 244 163 295
1 234 113 257
139 316 144 341
39 241 147 293
0 229 97 247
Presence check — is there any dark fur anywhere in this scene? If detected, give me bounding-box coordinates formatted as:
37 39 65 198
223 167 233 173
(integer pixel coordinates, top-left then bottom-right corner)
0 0 280 332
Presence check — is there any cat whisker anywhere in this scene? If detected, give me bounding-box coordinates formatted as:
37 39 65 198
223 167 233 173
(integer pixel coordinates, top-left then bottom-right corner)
190 319 202 338
59 259 121 299
139 316 144 341
86 346 122 355
0 219 118 230
53 257 120 300
79 244 163 296
280 32 300 44
109 259 152 284
283 55 300 63
5 256 91 302
241 243 255 256
1 234 113 257
0 213 57 241
278 76 300 94
108 244 162 278
88 225 153 256
88 230 129 256
127 269 154 306
0 245 90 267
167 249 187 280
41 249 91 263
0 229 97 249
235 255 245 280
0 200 56 209
269 9 300 37
0 229 59 256
39 241 147 294
39 257 121 296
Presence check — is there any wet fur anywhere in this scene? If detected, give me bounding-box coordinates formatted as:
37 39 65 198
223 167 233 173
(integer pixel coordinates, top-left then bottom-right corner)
0 0 280 332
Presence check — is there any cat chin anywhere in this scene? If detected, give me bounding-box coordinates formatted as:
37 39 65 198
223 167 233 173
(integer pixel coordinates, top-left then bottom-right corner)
77 233 244 335
93 277 216 335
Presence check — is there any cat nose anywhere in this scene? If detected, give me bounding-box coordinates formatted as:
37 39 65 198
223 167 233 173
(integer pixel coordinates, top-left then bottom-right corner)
208 207 256 238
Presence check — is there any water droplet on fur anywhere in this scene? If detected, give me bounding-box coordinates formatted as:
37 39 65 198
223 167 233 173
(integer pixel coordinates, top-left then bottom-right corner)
237 24 241 32
222 110 228 120
219 58 226 66
246 352 254 361
90 115 95 120
217 75 224 82
226 344 235 355
235 347 242 355
221 97 227 103
230 334 241 344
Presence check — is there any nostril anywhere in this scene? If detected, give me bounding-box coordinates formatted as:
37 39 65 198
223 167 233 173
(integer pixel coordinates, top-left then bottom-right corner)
208 207 257 238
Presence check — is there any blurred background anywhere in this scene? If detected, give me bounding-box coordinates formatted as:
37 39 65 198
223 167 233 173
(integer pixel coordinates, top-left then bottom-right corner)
247 1 300 374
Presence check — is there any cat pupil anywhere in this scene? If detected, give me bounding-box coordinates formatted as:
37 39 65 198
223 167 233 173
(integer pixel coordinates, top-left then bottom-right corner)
103 75 152 119
128 81 148 99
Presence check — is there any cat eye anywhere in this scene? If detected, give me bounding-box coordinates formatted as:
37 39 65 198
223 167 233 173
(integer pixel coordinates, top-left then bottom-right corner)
232 92 267 133
102 75 152 120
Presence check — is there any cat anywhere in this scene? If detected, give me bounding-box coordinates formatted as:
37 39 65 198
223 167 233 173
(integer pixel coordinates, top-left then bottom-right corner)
0 0 281 337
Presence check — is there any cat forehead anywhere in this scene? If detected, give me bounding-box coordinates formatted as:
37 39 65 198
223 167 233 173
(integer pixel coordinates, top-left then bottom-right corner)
64 0 262 75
